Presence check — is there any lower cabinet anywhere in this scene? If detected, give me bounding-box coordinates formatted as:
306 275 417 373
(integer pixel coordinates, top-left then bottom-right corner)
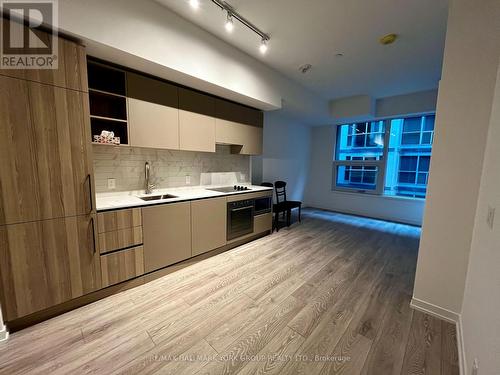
97 208 142 233
0 215 101 320
254 213 273 234
191 197 227 256
142 202 192 272
100 246 144 287
98 226 143 254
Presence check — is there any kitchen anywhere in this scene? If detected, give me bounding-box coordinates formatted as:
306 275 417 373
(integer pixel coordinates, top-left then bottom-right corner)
0 39 276 326
1 0 499 374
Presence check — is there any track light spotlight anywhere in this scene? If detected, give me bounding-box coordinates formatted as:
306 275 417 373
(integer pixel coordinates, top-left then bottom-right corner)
189 0 199 9
225 12 234 32
259 38 268 54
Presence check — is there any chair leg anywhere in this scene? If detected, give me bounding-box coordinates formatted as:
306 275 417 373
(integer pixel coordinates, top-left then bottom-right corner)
275 211 280 232
298 205 302 222
287 209 291 227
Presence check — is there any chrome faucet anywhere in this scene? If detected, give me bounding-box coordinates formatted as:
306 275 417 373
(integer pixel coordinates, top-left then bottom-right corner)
144 161 157 195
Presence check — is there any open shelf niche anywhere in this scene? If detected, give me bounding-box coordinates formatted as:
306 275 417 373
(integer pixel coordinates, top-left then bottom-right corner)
87 59 129 146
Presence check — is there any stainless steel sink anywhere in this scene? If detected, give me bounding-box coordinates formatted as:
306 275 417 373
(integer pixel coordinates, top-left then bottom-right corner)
138 194 178 201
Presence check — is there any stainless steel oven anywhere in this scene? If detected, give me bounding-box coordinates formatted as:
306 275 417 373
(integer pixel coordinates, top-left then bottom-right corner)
254 196 272 215
227 199 255 240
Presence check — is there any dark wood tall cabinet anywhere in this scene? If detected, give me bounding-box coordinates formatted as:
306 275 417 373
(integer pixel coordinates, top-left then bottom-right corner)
0 26 100 321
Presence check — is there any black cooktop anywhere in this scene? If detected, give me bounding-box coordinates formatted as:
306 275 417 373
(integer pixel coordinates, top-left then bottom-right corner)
207 185 252 193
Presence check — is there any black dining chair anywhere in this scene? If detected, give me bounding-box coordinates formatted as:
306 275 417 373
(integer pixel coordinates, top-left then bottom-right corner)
261 182 281 231
274 181 302 228
261 182 289 232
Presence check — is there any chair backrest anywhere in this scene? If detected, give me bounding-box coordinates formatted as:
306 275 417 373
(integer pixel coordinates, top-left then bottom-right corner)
274 181 287 204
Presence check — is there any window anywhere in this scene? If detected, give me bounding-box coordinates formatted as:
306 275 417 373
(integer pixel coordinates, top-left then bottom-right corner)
333 115 435 198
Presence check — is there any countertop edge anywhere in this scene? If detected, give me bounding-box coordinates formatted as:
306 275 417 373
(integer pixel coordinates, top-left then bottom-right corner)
96 187 273 212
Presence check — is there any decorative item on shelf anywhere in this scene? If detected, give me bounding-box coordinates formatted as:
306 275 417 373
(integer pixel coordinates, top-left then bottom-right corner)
93 131 121 145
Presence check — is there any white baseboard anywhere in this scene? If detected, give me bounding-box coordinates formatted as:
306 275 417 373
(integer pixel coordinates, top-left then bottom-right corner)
410 297 459 323
0 324 8 342
410 297 465 375
304 204 422 227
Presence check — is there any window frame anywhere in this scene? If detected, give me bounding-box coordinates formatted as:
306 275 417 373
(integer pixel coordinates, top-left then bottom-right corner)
332 114 434 198
332 120 391 195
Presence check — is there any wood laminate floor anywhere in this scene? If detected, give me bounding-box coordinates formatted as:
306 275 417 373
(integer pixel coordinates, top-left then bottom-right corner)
0 209 459 375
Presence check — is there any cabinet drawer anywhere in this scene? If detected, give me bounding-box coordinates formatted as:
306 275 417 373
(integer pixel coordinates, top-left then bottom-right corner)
97 208 142 233
101 246 144 287
98 226 143 254
254 213 272 234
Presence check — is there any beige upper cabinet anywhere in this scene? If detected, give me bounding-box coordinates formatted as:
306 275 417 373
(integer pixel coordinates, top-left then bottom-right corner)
142 202 192 273
179 88 216 152
215 120 263 155
191 197 227 256
243 125 263 155
0 75 94 226
214 98 264 155
0 214 101 320
127 72 179 150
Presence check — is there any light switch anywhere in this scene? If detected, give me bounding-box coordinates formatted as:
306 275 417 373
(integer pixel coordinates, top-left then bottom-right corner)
107 178 116 190
185 175 191 185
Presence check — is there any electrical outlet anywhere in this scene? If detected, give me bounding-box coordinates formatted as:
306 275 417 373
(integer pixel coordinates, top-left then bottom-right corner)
472 358 479 375
486 206 495 230
185 175 191 185
107 178 116 190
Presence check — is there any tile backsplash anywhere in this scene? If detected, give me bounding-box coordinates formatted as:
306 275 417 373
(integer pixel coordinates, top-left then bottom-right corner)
93 144 250 193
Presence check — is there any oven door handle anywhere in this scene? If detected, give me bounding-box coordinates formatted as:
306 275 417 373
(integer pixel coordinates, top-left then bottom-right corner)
231 206 254 212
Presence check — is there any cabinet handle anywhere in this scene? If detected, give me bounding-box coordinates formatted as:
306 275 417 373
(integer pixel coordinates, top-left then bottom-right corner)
86 174 93 214
231 206 254 212
90 217 96 254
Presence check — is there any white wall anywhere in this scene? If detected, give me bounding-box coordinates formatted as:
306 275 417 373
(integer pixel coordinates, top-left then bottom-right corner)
329 95 375 123
327 90 438 125
55 0 329 124
304 125 425 225
460 60 500 375
375 89 438 119
413 0 500 315
252 111 311 201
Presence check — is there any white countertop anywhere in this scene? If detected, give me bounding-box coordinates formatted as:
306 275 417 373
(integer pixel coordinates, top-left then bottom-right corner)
95 185 273 211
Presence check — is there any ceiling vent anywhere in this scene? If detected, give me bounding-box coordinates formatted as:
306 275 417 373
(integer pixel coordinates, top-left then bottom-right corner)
299 64 312 74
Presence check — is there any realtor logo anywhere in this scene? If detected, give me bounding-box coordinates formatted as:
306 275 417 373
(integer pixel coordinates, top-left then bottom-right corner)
1 0 58 69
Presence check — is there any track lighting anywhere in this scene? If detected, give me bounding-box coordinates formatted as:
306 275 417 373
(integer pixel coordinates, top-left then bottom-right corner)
189 0 199 9
225 12 234 32
259 38 268 54
190 0 271 54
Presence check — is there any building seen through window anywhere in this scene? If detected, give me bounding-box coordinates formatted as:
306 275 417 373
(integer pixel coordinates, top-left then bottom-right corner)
334 115 435 198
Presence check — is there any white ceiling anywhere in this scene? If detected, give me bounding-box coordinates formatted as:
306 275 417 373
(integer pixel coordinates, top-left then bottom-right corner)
155 0 449 101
